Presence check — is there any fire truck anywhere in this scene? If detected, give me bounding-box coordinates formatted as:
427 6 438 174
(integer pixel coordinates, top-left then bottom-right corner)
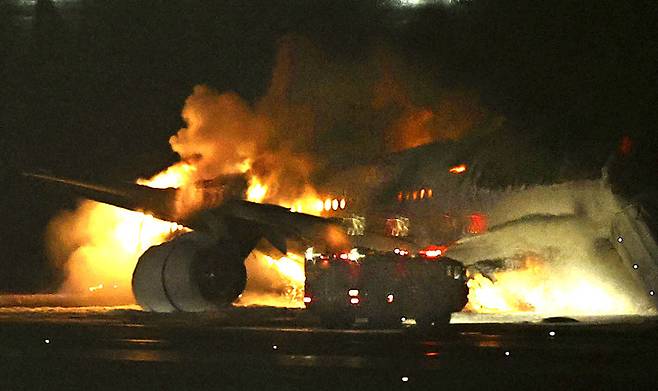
303 247 469 328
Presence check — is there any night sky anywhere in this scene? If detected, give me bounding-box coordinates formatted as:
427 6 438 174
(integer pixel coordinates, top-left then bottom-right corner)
1 0 656 292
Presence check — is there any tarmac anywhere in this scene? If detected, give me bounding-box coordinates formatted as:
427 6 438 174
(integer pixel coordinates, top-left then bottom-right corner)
1 302 657 390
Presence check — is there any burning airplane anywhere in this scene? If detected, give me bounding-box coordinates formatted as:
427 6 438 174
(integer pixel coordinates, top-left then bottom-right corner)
25 124 658 318
25 36 658 319
314 130 658 316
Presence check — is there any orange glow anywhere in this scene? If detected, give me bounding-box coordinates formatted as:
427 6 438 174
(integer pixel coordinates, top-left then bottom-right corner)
325 225 350 249
232 168 328 216
243 171 327 215
466 254 637 315
449 164 468 174
386 107 436 151
47 200 186 303
45 84 331 309
238 170 327 216
277 188 326 215
236 158 253 173
47 165 196 304
136 162 196 189
137 162 208 218
246 177 268 203
234 251 305 308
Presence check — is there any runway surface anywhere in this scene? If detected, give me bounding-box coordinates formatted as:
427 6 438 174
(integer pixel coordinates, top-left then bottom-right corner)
1 301 658 390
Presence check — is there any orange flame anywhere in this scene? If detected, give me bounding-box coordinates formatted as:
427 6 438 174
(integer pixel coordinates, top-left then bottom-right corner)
246 177 269 203
136 162 196 189
48 159 322 307
235 251 305 308
280 186 327 215
465 254 638 315
449 163 468 174
47 199 186 303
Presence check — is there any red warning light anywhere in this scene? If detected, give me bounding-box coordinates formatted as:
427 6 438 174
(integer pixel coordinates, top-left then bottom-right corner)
419 245 448 259
619 135 633 156
467 213 488 234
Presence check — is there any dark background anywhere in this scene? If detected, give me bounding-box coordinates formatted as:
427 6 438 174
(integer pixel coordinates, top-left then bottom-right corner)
1 0 656 292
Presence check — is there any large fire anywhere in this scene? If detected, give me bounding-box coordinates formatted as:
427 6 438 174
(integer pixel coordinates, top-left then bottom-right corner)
235 251 306 308
44 38 644 316
49 162 644 315
135 162 197 189
48 160 314 308
48 157 644 315
44 38 494 309
465 254 639 315
46 199 183 303
49 160 642 314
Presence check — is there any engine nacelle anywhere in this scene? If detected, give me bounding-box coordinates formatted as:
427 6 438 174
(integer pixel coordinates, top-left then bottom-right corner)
132 232 247 312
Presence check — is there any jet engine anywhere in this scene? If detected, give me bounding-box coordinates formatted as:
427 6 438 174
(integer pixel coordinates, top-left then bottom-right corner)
132 232 248 312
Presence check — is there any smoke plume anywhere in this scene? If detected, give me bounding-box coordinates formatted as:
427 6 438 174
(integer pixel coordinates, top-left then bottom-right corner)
167 35 494 193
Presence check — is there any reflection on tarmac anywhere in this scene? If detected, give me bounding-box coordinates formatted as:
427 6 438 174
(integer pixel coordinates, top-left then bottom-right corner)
0 297 652 325
1 302 658 389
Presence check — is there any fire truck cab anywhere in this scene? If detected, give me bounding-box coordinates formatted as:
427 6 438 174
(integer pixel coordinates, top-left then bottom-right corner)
303 249 469 328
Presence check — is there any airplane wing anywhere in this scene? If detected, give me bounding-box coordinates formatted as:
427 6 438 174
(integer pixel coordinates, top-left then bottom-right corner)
23 171 348 253
24 172 179 221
